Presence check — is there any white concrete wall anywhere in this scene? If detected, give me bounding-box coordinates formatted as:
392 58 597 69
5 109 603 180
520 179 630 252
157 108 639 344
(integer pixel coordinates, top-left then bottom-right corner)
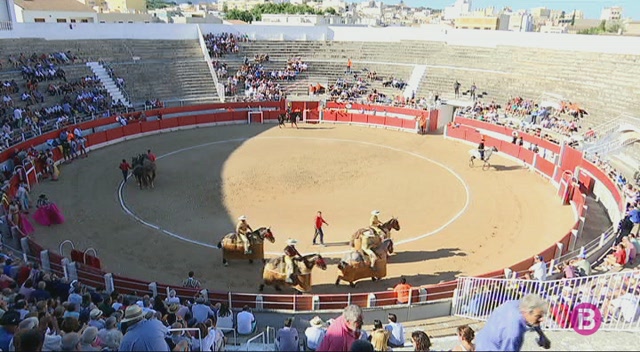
0 0 15 23
16 9 98 23
0 22 640 55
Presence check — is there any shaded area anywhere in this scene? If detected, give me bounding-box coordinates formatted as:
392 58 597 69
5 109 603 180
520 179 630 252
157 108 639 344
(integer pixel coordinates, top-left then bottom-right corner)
389 248 467 264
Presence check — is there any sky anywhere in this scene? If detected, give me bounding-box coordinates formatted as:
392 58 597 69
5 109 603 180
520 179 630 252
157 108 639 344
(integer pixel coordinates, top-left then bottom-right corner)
393 0 637 19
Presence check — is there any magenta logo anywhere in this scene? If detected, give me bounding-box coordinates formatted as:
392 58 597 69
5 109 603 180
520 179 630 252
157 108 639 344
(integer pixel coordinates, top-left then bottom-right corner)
571 303 602 336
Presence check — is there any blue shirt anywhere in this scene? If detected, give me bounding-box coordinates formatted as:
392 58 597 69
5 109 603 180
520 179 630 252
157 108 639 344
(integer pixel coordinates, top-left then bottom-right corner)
0 327 13 352
475 300 530 352
119 319 170 351
630 209 640 224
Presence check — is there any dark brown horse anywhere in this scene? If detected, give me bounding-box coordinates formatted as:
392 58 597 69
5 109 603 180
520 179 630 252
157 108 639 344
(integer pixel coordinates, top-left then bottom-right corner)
217 227 275 266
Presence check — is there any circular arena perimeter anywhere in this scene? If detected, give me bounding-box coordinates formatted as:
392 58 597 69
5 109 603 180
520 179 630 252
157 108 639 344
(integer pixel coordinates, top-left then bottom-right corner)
28 122 576 294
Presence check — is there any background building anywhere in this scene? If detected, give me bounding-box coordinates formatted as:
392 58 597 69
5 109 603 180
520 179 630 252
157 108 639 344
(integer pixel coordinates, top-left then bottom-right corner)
444 0 471 21
454 15 498 30
14 0 97 23
601 6 622 21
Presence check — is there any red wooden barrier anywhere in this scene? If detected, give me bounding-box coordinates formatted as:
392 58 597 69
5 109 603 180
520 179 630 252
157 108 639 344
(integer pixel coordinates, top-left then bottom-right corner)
536 157 555 178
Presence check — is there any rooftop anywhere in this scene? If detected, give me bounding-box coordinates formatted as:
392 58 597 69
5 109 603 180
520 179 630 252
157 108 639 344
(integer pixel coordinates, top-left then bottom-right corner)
14 0 96 13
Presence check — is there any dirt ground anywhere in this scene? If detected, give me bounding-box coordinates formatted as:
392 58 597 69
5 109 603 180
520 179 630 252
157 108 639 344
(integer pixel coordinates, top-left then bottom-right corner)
30 124 575 294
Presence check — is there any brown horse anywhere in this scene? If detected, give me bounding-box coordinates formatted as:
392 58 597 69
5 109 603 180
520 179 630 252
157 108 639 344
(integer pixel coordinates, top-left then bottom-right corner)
217 227 275 266
259 253 327 294
350 217 400 251
336 238 393 287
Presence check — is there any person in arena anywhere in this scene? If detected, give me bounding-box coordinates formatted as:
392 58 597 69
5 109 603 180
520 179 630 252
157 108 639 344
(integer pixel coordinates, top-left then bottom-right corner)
370 210 384 238
478 137 486 161
147 149 156 162
235 215 253 254
361 229 379 270
284 239 303 283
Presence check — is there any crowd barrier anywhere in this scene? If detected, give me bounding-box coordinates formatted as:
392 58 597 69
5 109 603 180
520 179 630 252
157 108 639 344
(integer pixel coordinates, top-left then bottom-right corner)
1 102 623 312
453 271 640 332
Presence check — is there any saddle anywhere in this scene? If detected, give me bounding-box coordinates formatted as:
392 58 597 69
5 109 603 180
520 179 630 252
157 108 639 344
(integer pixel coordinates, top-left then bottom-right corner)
224 233 253 248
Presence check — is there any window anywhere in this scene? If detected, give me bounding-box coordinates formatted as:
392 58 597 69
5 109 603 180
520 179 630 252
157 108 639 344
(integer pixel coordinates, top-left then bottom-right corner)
70 19 76 23
57 19 67 23
100 21 106 23
81 19 89 23
34 18 45 23
128 21 133 23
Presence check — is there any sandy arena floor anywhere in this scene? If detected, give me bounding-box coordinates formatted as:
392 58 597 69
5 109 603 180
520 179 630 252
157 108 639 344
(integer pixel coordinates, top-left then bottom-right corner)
30 124 575 294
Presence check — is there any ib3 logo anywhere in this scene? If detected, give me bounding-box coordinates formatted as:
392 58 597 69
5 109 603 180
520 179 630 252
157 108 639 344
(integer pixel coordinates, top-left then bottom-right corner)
571 303 602 336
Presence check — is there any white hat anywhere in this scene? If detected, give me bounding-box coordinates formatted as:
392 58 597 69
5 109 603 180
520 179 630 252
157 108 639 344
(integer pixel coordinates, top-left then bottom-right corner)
371 210 380 216
238 215 247 221
287 239 298 246
310 316 325 327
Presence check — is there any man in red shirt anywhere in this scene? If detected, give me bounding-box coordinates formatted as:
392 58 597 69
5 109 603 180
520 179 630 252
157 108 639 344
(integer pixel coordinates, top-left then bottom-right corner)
393 277 412 304
147 149 156 162
119 159 132 183
313 211 328 246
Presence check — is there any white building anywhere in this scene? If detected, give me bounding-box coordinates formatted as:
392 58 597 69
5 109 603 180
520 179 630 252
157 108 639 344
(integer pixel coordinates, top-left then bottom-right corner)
444 0 471 21
498 12 533 32
600 6 622 21
14 0 97 23
255 13 351 25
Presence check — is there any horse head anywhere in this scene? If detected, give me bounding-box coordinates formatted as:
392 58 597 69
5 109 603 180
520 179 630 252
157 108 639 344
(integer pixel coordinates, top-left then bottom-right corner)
492 146 499 152
262 226 275 243
388 217 401 231
314 254 327 270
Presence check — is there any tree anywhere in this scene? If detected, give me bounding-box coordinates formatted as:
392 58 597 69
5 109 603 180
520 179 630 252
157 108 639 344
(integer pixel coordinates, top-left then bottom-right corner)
324 7 337 15
222 3 228 12
147 0 171 10
225 9 254 23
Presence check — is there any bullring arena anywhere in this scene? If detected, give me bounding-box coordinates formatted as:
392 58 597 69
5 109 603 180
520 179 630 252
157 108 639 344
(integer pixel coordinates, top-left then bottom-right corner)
0 18 639 350
31 122 575 293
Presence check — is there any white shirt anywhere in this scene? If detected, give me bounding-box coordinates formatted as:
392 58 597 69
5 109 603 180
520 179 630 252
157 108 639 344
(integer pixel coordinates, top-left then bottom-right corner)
385 322 405 346
237 311 255 335
304 326 326 350
529 261 547 281
216 312 234 332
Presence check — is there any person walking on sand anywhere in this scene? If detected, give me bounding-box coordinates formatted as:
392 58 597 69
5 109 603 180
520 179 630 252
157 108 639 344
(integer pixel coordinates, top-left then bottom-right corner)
119 159 132 183
313 211 329 246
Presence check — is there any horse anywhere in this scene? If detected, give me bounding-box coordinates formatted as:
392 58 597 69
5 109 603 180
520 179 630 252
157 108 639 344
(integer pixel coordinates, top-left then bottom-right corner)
350 217 400 251
217 227 275 266
336 238 393 287
259 253 327 294
469 146 498 170
131 154 157 189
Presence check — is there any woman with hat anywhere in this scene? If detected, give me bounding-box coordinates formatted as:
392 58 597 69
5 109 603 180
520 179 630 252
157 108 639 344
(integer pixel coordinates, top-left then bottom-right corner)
305 316 326 351
284 239 303 284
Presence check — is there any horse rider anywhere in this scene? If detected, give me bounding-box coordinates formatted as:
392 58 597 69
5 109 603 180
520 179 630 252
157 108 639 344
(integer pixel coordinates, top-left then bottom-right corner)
478 137 486 161
147 149 157 162
370 210 384 238
284 239 303 283
236 215 253 254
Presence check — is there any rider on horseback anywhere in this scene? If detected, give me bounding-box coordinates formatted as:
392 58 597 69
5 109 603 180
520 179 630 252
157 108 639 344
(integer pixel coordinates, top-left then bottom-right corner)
370 210 384 238
478 137 486 161
361 230 379 271
284 239 303 283
236 215 253 254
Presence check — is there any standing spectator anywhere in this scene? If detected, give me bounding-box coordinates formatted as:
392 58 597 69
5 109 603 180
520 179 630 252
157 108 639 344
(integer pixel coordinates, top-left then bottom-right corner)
525 255 547 281
119 305 170 351
411 330 431 352
182 271 201 289
475 294 548 352
275 317 299 351
629 205 640 236
304 316 326 351
236 306 256 336
384 313 405 348
451 325 475 351
470 83 477 101
454 80 461 98
119 159 131 183
313 211 328 246
317 304 363 352
393 277 412 304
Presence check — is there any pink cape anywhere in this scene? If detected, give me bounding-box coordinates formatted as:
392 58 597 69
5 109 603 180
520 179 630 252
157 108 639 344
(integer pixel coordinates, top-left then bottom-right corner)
33 204 65 226
19 214 35 236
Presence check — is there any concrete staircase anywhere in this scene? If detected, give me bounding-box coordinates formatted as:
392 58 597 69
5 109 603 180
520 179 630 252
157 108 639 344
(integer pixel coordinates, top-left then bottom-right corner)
404 64 426 99
86 61 132 108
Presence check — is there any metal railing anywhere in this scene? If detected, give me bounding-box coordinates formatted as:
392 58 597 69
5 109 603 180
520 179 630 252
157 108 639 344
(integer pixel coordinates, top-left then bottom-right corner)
452 270 640 332
0 21 12 31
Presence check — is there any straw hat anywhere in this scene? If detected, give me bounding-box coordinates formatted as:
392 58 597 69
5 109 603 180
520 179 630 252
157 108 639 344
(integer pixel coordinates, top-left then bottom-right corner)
309 316 325 327
238 215 247 221
167 304 180 314
287 239 298 246
121 305 144 323
371 210 380 216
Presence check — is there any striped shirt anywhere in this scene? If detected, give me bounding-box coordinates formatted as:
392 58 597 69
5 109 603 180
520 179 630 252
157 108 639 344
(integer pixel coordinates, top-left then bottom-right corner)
182 277 201 289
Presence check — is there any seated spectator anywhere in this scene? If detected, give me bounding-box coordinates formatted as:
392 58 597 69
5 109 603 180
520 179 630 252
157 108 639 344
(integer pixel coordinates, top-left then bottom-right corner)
524 255 547 281
191 295 214 323
236 305 256 335
80 326 99 351
118 304 170 351
600 243 627 271
101 329 123 351
214 302 233 333
304 316 326 351
570 254 591 277
451 325 475 351
350 339 374 352
318 305 363 351
370 327 391 351
384 313 405 348
275 317 299 351
411 330 431 352
622 236 637 264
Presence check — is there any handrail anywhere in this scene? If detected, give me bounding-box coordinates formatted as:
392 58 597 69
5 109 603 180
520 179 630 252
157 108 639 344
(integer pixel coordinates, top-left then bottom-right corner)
246 331 265 347
218 327 238 346
59 240 75 258
197 25 224 103
83 248 97 264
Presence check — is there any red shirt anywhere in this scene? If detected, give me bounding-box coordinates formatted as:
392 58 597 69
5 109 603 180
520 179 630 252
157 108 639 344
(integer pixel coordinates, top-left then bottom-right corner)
148 153 156 162
119 162 131 171
315 215 326 229
614 248 627 265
